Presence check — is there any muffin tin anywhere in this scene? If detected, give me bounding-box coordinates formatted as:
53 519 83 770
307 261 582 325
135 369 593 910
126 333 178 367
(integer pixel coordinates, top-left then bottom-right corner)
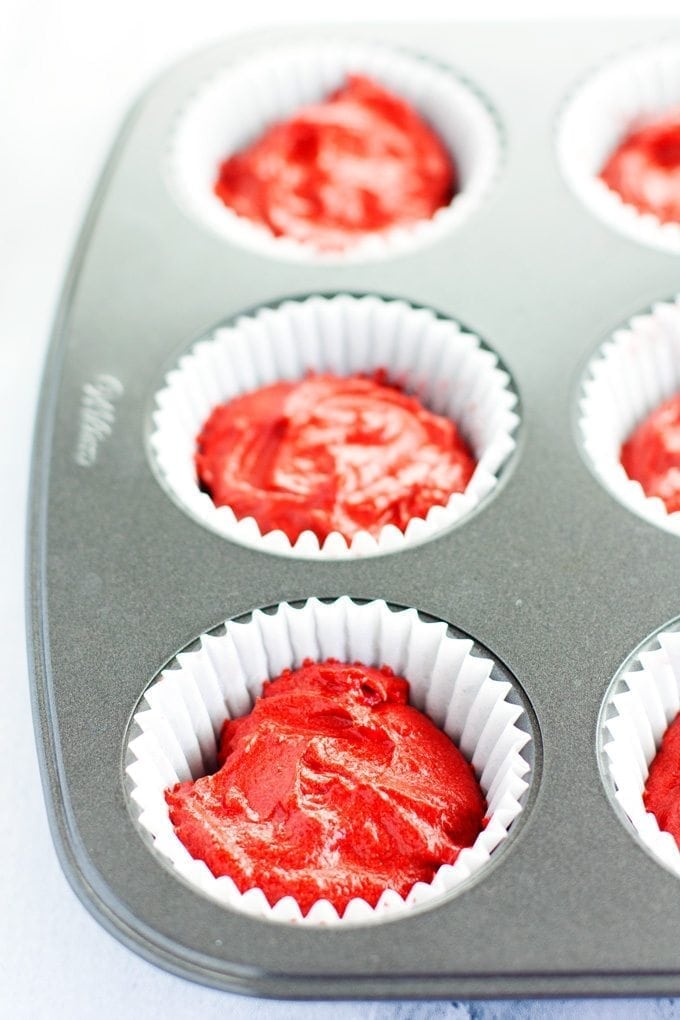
26 20 680 999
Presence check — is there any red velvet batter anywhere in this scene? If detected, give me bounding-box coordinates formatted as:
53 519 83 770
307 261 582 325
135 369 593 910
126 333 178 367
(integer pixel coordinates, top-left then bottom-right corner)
620 393 680 514
600 111 680 223
214 74 455 250
644 712 680 843
165 659 486 914
195 372 476 544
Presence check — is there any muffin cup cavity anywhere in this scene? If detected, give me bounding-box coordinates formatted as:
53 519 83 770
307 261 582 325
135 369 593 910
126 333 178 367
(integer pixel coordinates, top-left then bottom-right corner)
578 298 680 536
558 42 680 252
600 622 680 876
125 596 534 926
148 294 519 558
168 40 501 262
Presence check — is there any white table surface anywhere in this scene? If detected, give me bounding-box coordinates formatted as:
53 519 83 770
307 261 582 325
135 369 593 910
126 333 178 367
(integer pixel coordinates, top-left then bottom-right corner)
5 2 680 1016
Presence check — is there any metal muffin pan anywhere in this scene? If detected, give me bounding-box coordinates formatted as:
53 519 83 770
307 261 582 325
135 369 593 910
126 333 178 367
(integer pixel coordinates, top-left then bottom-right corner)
26 20 680 999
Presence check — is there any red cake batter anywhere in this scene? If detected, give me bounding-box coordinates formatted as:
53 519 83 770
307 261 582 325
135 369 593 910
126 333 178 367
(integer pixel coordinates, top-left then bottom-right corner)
600 111 680 223
214 74 455 250
166 660 486 914
195 372 476 544
620 393 680 514
644 712 680 843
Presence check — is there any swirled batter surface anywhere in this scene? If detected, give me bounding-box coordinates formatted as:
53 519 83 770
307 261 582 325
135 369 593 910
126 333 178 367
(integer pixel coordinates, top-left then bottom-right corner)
166 659 485 914
600 112 680 223
644 711 680 842
620 393 680 514
214 74 455 250
195 372 476 544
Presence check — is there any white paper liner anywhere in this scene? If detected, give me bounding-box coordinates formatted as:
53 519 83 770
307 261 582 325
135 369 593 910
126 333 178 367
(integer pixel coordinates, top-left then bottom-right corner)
601 624 680 876
578 297 680 536
125 597 533 926
558 42 680 253
149 294 519 558
167 40 501 262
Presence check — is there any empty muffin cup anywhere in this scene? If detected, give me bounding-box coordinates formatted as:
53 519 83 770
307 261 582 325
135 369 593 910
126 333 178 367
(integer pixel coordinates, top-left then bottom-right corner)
600 620 680 877
558 42 680 252
125 596 534 926
578 297 680 536
148 294 519 557
168 39 501 261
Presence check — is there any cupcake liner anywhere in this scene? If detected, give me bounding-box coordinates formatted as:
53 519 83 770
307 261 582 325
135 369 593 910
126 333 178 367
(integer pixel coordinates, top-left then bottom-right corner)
601 621 680 877
167 40 501 262
578 297 680 536
558 42 680 253
149 294 519 558
125 596 533 926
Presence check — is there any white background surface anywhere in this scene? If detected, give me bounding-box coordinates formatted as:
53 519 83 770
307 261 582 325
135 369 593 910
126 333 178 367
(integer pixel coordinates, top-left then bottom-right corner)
5 2 680 1017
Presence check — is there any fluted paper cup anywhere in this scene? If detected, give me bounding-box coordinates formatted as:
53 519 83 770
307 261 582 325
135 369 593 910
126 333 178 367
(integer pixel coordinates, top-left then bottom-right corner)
168 40 501 262
579 298 680 536
558 42 680 253
148 294 519 557
125 596 534 926
600 621 680 877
